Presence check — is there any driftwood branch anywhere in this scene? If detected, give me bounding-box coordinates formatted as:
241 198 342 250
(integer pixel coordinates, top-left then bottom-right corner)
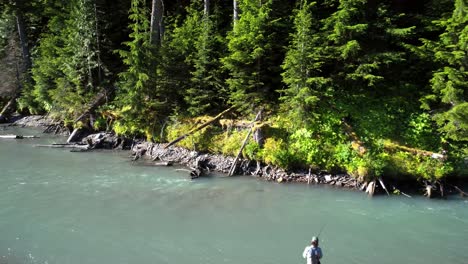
34 143 90 150
0 98 16 122
452 185 468 197
383 141 446 160
228 110 262 176
0 134 39 139
164 107 234 149
378 177 390 196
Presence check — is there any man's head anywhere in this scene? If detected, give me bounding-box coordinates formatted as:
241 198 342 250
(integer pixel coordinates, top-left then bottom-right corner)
311 236 319 246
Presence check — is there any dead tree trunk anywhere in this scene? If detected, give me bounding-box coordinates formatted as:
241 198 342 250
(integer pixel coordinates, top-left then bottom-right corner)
378 177 390 196
0 99 15 122
233 0 239 24
165 107 234 149
365 180 376 196
67 128 81 143
94 2 103 84
150 0 164 45
15 4 31 72
228 110 262 176
424 182 433 198
253 110 264 147
204 0 210 16
73 89 108 124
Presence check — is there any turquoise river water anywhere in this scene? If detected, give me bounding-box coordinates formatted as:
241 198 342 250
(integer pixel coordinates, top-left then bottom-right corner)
1 126 467 264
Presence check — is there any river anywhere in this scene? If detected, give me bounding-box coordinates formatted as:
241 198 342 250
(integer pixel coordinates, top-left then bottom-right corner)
1 126 467 264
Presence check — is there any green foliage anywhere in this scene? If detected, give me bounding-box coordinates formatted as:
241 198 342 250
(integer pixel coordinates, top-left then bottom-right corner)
384 151 453 180
166 1 227 117
0 11 14 56
281 0 332 127
423 0 468 142
185 8 226 116
165 119 219 151
403 112 441 150
223 0 290 113
3 0 466 180
19 0 105 121
115 0 170 140
215 129 248 157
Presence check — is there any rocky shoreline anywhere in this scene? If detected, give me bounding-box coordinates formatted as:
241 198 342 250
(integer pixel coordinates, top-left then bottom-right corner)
4 115 467 198
131 141 362 188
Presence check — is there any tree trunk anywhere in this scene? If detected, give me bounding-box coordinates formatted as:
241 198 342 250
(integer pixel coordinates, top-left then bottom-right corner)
150 0 164 45
228 110 262 176
15 4 31 72
94 2 102 84
73 89 108 124
204 0 210 16
365 180 376 196
164 107 234 149
233 0 239 23
253 110 264 147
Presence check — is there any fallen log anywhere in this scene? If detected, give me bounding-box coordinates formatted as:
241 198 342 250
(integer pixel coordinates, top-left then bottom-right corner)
0 97 16 123
154 161 173 166
164 106 234 149
451 185 468 197
67 128 81 143
378 177 390 196
228 110 262 176
0 134 40 139
383 141 446 160
401 191 412 198
35 144 90 150
73 90 108 124
175 168 202 179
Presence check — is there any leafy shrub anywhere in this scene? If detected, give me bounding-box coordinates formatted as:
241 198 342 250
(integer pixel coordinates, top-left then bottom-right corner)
402 112 440 150
261 138 295 168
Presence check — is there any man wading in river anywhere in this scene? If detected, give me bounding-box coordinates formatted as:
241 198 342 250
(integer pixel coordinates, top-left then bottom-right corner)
302 236 323 264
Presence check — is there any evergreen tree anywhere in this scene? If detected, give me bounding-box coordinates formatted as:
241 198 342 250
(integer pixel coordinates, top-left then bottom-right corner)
281 0 331 127
424 0 468 142
115 0 158 137
24 0 105 120
184 1 226 116
223 0 285 113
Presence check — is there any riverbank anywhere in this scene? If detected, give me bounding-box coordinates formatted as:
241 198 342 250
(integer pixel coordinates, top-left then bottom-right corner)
4 115 467 198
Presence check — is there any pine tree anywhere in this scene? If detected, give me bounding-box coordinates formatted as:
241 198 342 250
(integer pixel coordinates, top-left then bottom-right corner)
425 0 468 142
281 0 331 126
25 0 104 120
223 0 280 113
115 0 159 137
184 2 226 116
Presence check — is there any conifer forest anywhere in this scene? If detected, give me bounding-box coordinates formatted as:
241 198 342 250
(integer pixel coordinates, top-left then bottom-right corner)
0 0 467 182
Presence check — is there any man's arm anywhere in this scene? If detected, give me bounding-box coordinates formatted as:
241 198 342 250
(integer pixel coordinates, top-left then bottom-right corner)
302 246 309 259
